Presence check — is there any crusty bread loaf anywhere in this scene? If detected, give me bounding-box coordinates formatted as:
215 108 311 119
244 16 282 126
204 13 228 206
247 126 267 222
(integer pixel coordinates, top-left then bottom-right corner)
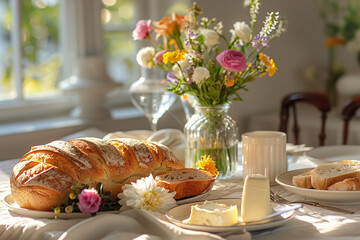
327 177 360 191
311 160 360 190
155 168 215 199
292 170 313 188
10 137 184 211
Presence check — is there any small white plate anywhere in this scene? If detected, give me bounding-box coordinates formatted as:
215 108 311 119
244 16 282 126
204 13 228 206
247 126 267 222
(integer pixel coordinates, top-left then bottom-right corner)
305 145 360 162
276 169 360 205
166 198 296 232
3 194 119 219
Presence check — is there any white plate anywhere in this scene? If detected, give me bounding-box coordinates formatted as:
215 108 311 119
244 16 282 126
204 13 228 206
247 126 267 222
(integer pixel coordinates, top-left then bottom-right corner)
166 198 295 232
305 145 360 162
3 194 119 219
3 193 211 219
276 168 360 205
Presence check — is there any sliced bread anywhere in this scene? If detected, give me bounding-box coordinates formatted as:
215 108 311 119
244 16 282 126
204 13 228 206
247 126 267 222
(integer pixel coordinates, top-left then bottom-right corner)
155 168 215 199
292 170 313 188
327 177 360 191
311 160 360 190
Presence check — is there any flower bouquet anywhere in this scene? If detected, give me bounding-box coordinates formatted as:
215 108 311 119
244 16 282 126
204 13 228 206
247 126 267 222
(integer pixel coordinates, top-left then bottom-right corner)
132 1 286 178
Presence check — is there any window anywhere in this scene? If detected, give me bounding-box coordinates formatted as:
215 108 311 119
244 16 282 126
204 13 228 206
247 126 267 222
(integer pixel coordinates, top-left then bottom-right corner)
102 0 135 84
0 0 60 101
0 0 189 123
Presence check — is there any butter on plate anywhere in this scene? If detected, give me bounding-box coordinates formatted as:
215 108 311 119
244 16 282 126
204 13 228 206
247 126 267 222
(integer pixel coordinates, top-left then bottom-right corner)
183 200 238 226
241 174 271 222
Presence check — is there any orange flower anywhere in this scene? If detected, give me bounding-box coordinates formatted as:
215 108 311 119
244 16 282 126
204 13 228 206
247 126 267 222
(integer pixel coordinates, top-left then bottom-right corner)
225 78 235 87
152 17 179 39
172 13 185 31
325 36 346 48
258 53 271 66
196 155 219 177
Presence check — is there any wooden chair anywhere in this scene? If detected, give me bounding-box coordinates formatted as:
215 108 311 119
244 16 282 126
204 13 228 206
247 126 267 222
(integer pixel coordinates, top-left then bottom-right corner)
342 95 360 144
279 92 331 146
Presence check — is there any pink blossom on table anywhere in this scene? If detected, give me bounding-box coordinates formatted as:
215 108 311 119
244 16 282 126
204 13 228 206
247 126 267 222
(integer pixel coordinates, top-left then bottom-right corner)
216 49 246 72
132 20 151 40
155 50 168 65
77 188 101 214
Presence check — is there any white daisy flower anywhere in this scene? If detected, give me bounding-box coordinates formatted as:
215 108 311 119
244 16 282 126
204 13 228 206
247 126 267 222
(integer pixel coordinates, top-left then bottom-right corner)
118 174 176 213
192 67 210 85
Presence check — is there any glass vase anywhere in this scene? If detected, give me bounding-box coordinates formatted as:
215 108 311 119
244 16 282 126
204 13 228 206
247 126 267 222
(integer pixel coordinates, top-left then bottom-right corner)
184 103 239 179
129 67 176 131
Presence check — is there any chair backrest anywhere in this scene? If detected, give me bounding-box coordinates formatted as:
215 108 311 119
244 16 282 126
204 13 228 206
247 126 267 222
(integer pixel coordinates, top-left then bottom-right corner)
342 95 360 145
279 92 331 146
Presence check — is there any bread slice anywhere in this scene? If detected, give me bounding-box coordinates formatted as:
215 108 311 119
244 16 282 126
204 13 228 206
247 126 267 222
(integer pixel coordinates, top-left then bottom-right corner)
155 168 215 199
327 177 360 191
292 170 313 188
311 160 360 190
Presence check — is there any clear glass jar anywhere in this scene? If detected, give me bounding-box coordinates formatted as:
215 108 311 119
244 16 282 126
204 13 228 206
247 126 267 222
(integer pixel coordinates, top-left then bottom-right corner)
129 67 176 131
184 103 239 179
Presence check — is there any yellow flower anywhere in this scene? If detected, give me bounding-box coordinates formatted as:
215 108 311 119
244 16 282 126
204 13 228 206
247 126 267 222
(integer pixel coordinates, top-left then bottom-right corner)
225 78 235 87
169 39 176 46
69 192 76 200
163 49 186 64
65 205 73 214
196 155 219 177
181 94 188 100
258 53 271 66
266 59 278 77
54 206 61 215
325 36 346 48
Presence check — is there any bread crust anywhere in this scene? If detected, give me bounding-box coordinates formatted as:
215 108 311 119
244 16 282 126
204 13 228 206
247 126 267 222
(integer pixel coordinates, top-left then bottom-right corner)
155 168 215 199
327 177 360 191
10 137 184 211
292 170 313 188
311 160 360 190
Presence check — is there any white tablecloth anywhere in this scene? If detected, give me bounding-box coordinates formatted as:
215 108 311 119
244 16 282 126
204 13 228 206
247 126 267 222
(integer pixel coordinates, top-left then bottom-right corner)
1 155 360 240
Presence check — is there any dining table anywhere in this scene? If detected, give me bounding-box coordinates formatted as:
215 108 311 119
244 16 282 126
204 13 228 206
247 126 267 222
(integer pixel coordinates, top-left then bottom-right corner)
1 130 360 240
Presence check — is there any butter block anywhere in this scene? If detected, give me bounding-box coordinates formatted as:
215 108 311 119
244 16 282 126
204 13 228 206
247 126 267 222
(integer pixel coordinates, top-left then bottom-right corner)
241 174 271 222
184 200 238 226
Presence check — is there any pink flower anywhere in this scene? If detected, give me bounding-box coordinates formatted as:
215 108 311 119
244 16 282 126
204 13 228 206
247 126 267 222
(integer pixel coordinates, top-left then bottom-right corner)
132 20 151 40
155 50 168 65
216 50 246 72
77 188 101 214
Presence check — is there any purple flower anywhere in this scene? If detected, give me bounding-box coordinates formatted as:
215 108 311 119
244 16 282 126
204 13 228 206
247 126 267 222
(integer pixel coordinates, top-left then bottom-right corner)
77 188 101 214
187 78 193 84
252 34 269 52
132 20 151 40
167 72 178 84
216 50 246 72
154 50 168 65
187 29 198 39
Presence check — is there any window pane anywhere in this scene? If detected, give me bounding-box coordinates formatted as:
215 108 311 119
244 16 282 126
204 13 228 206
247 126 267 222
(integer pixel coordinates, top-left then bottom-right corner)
102 0 136 84
0 0 13 100
22 0 60 99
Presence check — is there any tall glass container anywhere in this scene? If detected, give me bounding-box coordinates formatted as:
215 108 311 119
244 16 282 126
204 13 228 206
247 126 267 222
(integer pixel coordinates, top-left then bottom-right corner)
184 103 239 179
129 67 176 131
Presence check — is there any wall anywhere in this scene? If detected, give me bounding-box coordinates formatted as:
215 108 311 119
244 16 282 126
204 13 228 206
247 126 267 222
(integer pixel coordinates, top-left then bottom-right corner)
196 0 357 133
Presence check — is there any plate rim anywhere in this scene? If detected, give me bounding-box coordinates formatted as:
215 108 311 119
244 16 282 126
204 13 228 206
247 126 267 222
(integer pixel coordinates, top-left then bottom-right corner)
275 168 360 205
3 194 119 219
3 192 213 219
305 145 360 161
166 198 295 232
